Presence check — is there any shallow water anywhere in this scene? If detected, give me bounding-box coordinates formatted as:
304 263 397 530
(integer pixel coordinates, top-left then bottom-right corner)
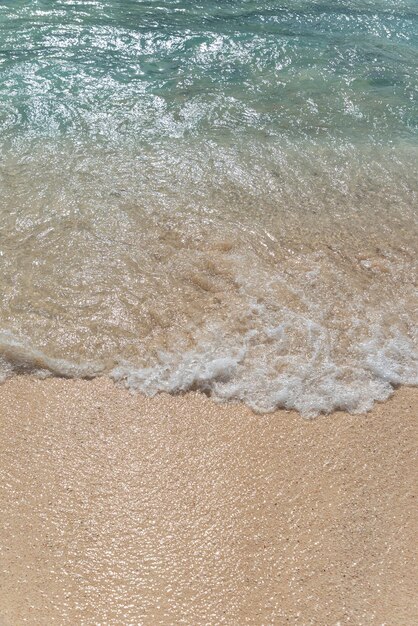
0 0 417 415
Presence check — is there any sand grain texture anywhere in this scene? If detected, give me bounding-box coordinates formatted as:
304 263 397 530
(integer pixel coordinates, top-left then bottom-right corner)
0 378 417 625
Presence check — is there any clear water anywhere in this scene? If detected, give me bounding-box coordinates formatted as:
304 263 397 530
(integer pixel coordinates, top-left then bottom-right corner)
0 0 417 415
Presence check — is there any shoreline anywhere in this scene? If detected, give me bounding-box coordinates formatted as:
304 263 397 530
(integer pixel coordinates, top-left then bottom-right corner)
0 377 417 624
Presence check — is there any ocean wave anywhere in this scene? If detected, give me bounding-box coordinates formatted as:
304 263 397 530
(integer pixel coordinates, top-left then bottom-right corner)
1 308 416 418
0 1 417 417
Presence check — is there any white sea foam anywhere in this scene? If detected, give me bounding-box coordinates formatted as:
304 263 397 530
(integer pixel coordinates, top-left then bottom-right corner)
0 312 416 418
110 318 417 418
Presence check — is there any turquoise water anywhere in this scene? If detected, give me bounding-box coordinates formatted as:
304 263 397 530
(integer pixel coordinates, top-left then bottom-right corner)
1 0 417 144
0 1 417 415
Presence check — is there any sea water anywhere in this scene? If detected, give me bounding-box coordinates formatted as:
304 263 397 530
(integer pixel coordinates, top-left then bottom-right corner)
0 0 417 416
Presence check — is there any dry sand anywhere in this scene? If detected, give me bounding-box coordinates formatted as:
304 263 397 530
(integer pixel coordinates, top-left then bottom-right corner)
0 377 416 625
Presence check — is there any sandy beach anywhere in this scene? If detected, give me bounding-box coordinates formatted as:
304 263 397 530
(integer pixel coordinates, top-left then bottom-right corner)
0 377 416 625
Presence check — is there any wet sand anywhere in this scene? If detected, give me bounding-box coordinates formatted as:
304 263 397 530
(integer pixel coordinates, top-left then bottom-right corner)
0 377 416 625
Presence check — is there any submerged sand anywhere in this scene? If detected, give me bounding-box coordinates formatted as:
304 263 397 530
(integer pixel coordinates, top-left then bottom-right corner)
0 377 416 625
